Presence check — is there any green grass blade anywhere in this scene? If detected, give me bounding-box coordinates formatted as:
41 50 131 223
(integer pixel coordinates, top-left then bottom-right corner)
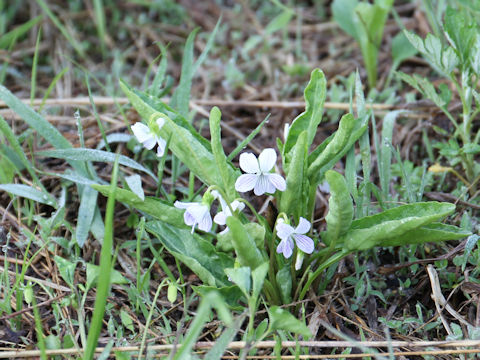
393 146 415 203
31 291 47 360
35 0 86 58
85 74 110 152
227 114 270 161
92 0 106 55
30 29 41 106
39 67 69 112
0 15 42 49
138 278 167 359
0 84 88 175
170 28 199 117
149 44 168 96
204 316 245 360
358 114 372 216
0 115 43 188
193 17 221 75
171 18 221 117
84 156 119 360
324 170 353 245
0 85 70 149
173 292 231 360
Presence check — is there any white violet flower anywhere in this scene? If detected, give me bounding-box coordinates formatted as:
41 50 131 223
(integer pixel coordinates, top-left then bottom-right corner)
174 201 212 234
214 200 245 234
235 148 286 196
284 123 290 141
131 117 167 156
276 217 314 259
295 251 305 271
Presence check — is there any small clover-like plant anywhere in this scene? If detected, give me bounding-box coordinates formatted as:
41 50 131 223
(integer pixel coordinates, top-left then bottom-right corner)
399 7 480 194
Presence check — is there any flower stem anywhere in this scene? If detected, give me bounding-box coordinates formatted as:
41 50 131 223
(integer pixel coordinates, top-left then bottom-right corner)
297 250 351 303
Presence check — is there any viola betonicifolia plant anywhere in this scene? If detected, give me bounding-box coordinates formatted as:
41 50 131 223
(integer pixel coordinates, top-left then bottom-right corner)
90 68 472 336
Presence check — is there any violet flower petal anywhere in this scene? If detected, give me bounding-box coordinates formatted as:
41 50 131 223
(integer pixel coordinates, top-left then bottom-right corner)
239 152 260 174
235 174 258 192
294 234 314 254
267 173 286 192
258 148 276 172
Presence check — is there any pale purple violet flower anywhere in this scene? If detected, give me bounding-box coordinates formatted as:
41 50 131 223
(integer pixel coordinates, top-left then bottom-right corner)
174 201 212 234
276 217 314 259
131 118 167 156
235 148 286 196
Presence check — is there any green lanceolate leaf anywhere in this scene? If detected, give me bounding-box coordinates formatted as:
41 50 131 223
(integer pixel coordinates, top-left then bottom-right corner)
324 170 353 245
92 185 185 228
332 0 359 41
275 265 292 304
192 285 244 309
251 262 269 301
378 110 402 200
131 87 212 150
307 113 355 184
146 221 233 287
226 216 265 269
283 69 326 156
333 0 392 88
265 9 294 35
38 148 157 181
379 223 471 247
0 184 57 207
355 0 393 88
121 81 232 187
76 186 98 247
268 306 312 338
280 131 308 219
125 174 144 201
217 222 265 252
209 106 238 200
343 202 456 251
224 267 251 296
